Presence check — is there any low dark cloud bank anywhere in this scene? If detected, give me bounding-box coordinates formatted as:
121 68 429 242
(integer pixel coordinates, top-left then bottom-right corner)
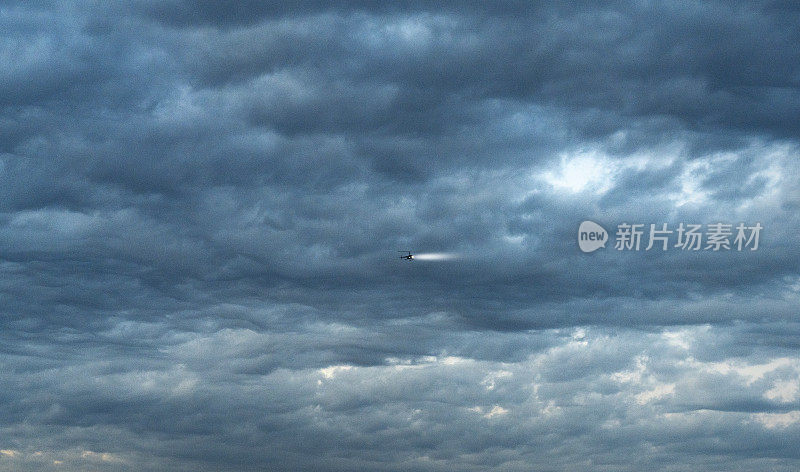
1 1 799 470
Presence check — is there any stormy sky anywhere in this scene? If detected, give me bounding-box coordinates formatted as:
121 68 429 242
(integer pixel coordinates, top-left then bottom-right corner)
1 1 800 470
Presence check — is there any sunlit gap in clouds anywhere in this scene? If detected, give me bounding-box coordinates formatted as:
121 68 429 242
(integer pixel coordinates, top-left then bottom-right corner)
412 253 460 260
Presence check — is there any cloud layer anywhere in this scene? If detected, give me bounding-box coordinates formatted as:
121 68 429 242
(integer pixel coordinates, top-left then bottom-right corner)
1 1 799 470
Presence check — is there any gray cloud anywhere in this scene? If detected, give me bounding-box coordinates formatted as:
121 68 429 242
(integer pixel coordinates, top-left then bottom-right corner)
1 1 799 470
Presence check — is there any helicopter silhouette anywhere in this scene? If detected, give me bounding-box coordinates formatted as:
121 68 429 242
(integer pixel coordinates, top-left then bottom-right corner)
398 251 414 260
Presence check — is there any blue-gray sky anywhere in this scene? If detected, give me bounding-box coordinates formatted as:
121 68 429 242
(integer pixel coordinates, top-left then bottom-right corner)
1 1 800 470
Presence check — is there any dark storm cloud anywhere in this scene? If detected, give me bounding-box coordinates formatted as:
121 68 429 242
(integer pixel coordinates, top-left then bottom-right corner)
135 1 800 136
1 1 800 470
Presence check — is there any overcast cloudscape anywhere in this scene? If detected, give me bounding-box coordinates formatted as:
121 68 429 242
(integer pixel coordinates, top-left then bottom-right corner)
1 1 800 470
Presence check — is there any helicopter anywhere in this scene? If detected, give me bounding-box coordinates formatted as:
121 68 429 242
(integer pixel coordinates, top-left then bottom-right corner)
398 251 414 260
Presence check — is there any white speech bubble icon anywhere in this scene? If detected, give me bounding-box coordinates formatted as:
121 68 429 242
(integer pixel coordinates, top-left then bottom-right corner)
578 221 608 253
